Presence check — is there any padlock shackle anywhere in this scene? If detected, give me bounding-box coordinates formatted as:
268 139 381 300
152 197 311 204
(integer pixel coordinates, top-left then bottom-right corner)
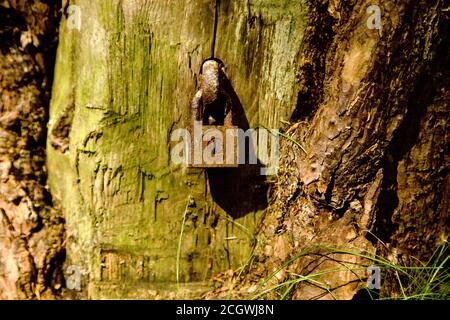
200 58 225 74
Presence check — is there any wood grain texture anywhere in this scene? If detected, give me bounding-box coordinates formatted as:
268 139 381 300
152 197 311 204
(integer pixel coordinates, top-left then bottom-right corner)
47 0 308 298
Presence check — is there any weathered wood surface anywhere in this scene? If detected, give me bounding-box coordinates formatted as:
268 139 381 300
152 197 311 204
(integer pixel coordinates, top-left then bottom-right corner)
47 0 308 298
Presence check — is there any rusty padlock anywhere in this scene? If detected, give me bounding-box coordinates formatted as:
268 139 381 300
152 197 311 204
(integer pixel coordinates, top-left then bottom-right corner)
189 58 238 168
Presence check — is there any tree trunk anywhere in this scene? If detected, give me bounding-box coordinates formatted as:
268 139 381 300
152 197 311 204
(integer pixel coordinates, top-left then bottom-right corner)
1 0 448 300
0 0 64 299
247 0 449 299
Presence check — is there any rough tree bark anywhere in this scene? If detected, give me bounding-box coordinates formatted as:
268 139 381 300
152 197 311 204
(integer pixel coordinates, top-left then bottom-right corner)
246 0 449 299
0 0 64 299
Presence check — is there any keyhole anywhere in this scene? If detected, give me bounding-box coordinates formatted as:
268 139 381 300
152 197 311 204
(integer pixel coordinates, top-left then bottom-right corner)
210 137 216 155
